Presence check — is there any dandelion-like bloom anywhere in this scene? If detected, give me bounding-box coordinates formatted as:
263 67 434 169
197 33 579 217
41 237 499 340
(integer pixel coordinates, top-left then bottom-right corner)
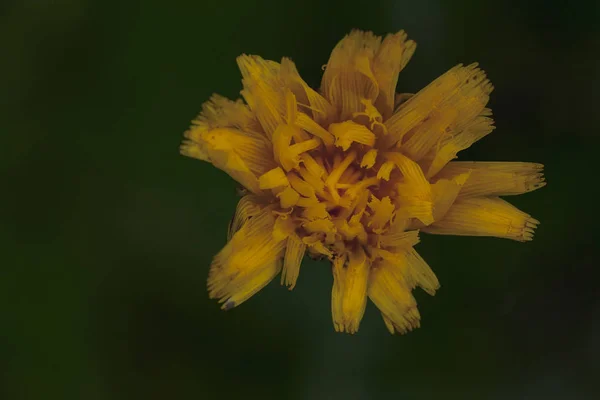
181 30 545 334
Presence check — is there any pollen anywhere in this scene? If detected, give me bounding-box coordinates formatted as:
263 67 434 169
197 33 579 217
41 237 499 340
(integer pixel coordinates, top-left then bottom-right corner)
180 29 546 334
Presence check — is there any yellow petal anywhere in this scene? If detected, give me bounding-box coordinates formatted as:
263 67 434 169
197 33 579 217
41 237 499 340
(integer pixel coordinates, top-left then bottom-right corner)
368 261 420 335
329 121 376 151
185 126 277 193
376 160 395 181
303 218 337 235
386 214 410 236
301 202 330 220
423 113 495 178
332 247 370 334
295 113 335 146
208 206 285 308
372 31 417 119
321 30 381 120
375 246 438 295
193 94 265 140
339 176 379 208
300 153 326 178
379 229 420 249
273 214 297 242
404 247 440 295
287 171 315 198
385 152 434 225
380 308 421 335
422 197 540 241
429 172 471 222
276 186 300 208
237 55 286 138
367 195 395 231
271 124 299 171
208 152 260 193
228 195 264 240
331 254 347 332
297 166 326 196
281 236 306 290
296 195 320 208
303 234 333 258
400 107 459 161
434 161 546 198
180 140 210 162
383 64 493 149
352 99 387 136
280 58 337 125
271 124 322 171
259 167 289 189
220 260 282 310
335 219 368 243
360 149 378 168
289 138 321 156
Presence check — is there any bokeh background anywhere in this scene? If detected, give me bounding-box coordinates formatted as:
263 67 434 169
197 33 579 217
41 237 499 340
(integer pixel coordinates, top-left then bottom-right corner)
2 0 599 399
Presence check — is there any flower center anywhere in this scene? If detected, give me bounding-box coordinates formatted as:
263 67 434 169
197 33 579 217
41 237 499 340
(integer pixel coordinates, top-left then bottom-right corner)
262 96 405 260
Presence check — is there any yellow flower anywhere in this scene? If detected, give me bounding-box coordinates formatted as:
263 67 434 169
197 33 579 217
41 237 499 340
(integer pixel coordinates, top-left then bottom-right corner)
180 30 545 334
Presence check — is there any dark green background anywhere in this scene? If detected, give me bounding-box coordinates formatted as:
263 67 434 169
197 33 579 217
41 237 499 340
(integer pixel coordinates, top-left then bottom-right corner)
2 0 598 399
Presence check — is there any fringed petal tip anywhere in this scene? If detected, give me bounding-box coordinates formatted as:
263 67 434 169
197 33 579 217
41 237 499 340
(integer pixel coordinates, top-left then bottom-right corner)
422 197 540 242
382 307 421 335
179 140 204 160
522 217 540 242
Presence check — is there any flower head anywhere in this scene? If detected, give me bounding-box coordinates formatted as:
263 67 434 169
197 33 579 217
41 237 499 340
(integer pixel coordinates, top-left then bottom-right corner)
181 30 545 334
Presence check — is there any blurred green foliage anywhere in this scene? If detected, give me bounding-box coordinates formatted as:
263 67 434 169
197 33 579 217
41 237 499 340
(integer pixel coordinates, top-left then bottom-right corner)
1 0 598 399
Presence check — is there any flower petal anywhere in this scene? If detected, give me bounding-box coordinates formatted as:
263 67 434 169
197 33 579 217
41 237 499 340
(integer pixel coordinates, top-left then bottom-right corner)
259 167 290 190
332 247 370 334
237 55 286 138
434 161 546 198
280 58 337 125
383 64 493 150
429 171 471 222
422 112 495 178
228 195 264 240
404 247 440 295
220 260 282 310
321 30 381 120
379 229 420 249
281 236 306 290
422 197 540 241
276 186 301 208
367 195 395 231
208 205 286 308
360 148 378 168
193 94 265 139
372 31 416 119
376 247 439 295
368 261 420 335
184 126 277 193
385 152 434 225
329 121 376 151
